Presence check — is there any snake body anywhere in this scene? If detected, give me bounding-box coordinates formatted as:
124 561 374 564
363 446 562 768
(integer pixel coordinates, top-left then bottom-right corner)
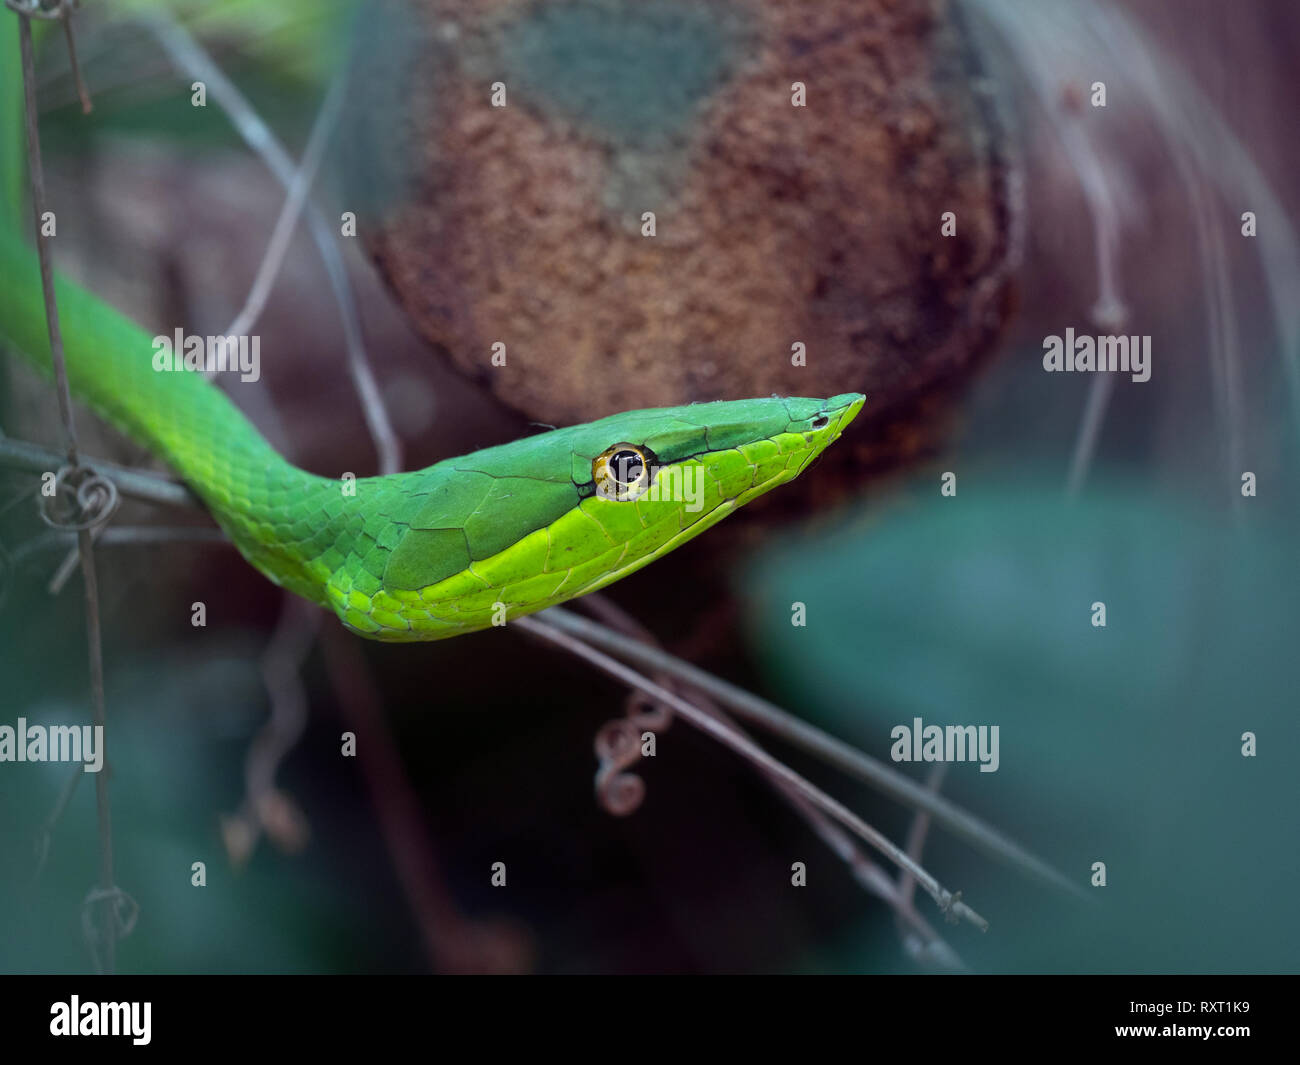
0 235 862 641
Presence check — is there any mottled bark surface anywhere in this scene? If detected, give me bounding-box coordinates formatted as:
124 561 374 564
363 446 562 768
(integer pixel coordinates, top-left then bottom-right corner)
352 0 1017 491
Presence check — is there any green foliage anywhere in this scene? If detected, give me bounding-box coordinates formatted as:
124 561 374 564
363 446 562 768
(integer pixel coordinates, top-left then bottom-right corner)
31 0 356 157
742 475 1300 971
0 641 381 973
117 0 354 84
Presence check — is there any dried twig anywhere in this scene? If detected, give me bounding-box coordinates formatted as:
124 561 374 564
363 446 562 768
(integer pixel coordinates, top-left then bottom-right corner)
15 523 225 555
220 596 319 866
578 595 967 968
143 12 402 475
543 605 1084 901
0 436 199 508
216 72 345 365
514 614 990 932
10 0 127 972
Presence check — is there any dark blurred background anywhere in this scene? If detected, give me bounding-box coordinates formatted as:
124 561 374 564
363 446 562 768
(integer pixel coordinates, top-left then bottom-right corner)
1 0 1297 973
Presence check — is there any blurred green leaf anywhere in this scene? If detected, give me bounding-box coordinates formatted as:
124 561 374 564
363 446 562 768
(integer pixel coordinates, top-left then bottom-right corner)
0 643 380 973
742 475 1300 972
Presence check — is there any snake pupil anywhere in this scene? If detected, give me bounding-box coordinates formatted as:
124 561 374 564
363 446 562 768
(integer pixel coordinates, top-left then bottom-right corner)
610 449 645 485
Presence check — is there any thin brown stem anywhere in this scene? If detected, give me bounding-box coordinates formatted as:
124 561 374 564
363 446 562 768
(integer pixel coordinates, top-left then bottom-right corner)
514 614 989 932
898 763 948 917
13 0 120 972
59 4 91 114
0 437 200 509
17 12 77 463
578 596 965 966
144 12 402 475
544 606 1083 901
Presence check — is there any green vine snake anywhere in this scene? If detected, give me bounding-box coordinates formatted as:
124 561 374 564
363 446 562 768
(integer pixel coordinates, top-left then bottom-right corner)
0 233 862 640
0 6 861 645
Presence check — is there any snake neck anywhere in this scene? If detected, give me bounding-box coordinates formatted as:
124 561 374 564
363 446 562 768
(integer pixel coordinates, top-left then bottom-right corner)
1 234 351 606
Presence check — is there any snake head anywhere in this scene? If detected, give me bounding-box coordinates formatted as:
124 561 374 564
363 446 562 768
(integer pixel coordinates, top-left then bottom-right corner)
333 394 864 640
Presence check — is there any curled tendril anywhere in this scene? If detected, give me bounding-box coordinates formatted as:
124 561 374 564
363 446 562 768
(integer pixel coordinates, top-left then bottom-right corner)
80 884 139 972
579 598 678 816
593 718 644 816
594 762 646 817
593 718 639 764
592 688 676 816
624 689 673 733
37 465 120 533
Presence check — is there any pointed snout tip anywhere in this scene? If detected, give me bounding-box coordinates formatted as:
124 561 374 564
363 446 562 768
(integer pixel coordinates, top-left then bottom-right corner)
825 392 866 427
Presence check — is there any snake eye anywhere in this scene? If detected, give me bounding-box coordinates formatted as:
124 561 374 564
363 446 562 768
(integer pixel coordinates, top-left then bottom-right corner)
810 414 830 430
608 449 645 486
593 444 655 501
